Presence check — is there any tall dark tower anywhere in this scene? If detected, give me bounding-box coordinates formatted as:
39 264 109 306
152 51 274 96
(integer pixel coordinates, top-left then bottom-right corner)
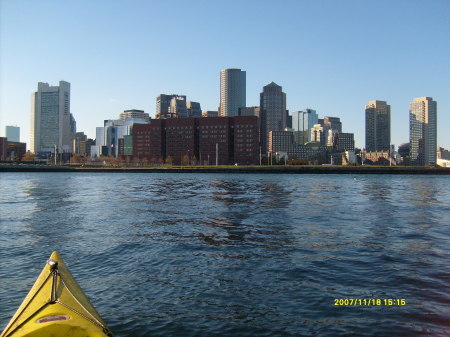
260 82 286 152
365 100 391 152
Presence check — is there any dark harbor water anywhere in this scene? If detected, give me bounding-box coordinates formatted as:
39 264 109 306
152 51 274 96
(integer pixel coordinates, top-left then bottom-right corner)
0 173 449 336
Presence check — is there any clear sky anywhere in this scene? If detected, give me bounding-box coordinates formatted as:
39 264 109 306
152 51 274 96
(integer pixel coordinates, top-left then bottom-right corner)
1 0 449 149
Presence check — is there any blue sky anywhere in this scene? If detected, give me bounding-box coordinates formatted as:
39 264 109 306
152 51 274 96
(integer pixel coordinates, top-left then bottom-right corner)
1 0 449 149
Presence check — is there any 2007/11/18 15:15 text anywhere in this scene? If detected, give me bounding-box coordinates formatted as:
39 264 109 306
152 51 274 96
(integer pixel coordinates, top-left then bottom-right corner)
334 299 407 306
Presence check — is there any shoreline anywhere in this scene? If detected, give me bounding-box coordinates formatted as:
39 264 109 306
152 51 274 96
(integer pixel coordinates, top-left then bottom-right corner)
1 164 449 175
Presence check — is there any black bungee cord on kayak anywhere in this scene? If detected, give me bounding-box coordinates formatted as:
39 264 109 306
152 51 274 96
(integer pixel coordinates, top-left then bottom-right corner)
2 259 113 337
47 259 114 337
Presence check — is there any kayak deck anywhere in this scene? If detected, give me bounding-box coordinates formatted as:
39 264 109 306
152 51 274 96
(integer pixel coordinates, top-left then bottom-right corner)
1 251 113 337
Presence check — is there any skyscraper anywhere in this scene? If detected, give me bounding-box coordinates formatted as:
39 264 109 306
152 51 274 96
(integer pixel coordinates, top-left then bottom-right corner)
5 126 20 142
365 100 391 152
156 94 186 118
30 81 72 154
292 109 318 144
186 101 202 118
323 116 342 133
409 97 437 166
219 68 246 117
260 82 286 152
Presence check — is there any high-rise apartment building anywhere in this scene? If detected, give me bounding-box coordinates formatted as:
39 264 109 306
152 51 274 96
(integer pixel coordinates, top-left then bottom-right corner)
409 97 437 166
292 109 318 144
260 82 286 152
365 100 391 152
30 81 72 154
219 68 246 117
5 126 20 142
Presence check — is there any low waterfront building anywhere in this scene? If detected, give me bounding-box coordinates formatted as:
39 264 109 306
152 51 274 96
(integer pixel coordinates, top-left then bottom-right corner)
269 130 333 163
269 131 294 155
364 151 396 166
334 133 355 151
6 141 27 161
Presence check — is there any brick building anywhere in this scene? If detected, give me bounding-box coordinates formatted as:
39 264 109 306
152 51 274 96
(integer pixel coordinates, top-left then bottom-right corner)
165 118 197 165
131 116 258 165
198 117 231 165
7 141 27 161
233 116 259 165
0 137 6 160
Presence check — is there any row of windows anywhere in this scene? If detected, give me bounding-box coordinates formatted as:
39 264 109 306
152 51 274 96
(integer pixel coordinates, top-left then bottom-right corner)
235 130 255 134
167 131 194 135
201 130 227 134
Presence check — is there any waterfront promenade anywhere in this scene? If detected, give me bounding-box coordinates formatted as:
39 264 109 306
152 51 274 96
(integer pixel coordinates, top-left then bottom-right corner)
1 163 449 174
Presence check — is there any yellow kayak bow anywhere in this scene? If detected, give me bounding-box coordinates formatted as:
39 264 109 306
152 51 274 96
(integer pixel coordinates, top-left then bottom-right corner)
1 251 113 337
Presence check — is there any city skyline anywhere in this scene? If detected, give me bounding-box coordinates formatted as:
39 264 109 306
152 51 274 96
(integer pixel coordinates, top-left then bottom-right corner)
1 0 449 149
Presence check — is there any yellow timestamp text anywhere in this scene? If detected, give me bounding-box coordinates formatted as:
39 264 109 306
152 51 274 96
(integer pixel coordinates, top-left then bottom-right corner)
334 298 406 306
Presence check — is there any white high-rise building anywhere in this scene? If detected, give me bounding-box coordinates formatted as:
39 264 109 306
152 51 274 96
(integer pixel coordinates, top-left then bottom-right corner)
30 81 72 154
409 97 437 166
219 68 246 117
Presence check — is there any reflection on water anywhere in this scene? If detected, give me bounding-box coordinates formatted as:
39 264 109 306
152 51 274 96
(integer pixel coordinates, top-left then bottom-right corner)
0 173 449 337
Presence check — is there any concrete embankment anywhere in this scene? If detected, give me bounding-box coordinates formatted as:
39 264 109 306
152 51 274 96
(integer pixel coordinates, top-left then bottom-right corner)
1 164 450 175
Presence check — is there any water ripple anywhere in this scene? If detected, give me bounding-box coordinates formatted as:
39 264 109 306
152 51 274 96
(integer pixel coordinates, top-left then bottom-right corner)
0 173 449 336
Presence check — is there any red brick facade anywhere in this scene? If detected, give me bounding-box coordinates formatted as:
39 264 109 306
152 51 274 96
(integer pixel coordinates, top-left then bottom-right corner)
0 137 6 161
133 124 152 160
165 118 197 165
7 141 27 161
198 117 231 165
131 116 259 165
233 116 259 165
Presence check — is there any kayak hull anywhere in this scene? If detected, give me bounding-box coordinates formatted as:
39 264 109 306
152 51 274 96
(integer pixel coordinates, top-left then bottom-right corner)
0 251 113 337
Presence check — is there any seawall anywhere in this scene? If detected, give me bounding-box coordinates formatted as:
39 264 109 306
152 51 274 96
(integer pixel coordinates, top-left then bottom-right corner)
1 164 450 175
